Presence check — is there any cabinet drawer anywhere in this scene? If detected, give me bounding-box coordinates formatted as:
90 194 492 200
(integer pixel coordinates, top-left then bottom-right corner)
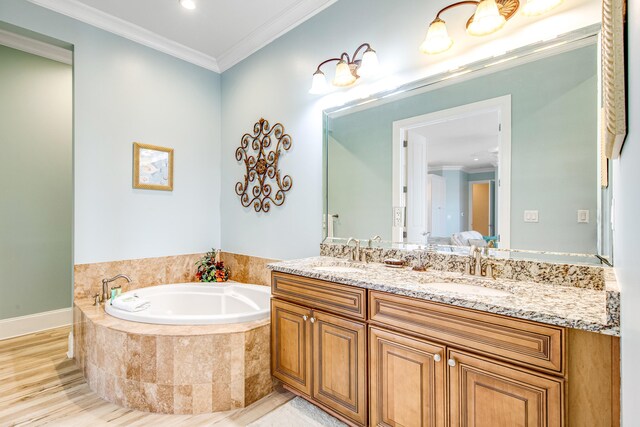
272 272 366 320
369 291 565 374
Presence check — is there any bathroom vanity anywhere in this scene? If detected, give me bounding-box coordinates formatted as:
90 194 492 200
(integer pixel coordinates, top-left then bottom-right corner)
268 256 620 427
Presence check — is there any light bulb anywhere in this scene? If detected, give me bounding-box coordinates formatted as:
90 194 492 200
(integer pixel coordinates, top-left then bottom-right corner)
179 0 196 10
357 48 379 77
309 70 328 95
333 60 357 87
467 0 506 36
420 18 454 54
522 0 563 15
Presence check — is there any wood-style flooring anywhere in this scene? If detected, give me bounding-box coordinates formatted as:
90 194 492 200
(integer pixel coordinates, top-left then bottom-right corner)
0 327 294 426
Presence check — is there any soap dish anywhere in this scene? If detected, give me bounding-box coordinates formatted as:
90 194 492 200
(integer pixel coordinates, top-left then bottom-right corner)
383 258 406 268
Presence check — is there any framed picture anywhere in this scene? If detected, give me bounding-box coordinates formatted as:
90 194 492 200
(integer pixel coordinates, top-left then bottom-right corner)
133 142 174 191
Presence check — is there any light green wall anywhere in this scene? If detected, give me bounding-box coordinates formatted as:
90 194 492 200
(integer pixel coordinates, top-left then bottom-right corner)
328 44 597 253
0 45 72 319
0 0 222 266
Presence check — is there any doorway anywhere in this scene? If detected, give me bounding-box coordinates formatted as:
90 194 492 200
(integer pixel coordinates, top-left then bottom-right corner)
392 95 511 247
469 181 493 236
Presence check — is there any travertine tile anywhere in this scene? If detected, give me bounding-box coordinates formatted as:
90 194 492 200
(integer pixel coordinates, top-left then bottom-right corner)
221 252 277 286
173 336 196 385
126 334 141 381
192 383 213 414
211 381 232 412
173 385 193 414
73 253 204 299
156 335 175 385
140 335 157 383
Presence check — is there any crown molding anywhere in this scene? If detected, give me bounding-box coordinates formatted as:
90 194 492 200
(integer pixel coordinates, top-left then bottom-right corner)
27 0 220 72
0 28 72 64
216 0 338 72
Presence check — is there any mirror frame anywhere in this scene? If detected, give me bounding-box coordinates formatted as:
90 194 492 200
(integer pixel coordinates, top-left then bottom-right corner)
602 0 627 158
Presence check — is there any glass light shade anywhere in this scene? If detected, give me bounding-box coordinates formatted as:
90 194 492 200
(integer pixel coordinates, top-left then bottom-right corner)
357 48 379 77
419 19 454 54
309 70 328 94
179 0 196 10
522 0 563 15
467 0 506 36
333 60 357 87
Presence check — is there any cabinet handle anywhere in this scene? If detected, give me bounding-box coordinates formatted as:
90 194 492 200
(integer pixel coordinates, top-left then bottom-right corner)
447 358 456 367
302 315 308 321
310 317 316 323
434 354 442 362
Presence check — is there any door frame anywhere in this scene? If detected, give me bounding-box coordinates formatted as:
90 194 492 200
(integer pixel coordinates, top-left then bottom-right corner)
392 95 511 248
468 180 494 236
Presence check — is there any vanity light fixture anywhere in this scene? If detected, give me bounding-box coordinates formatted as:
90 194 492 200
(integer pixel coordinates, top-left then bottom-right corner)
179 0 196 10
309 43 379 94
420 0 561 55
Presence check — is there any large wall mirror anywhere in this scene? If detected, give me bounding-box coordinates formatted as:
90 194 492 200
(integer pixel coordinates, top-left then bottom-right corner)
323 25 613 264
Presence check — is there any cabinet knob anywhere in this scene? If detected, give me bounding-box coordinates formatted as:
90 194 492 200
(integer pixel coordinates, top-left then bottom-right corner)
302 315 308 321
447 358 456 367
434 354 442 362
310 317 316 323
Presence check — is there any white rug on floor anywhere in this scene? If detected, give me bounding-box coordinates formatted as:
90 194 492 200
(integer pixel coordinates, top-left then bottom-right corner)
247 397 347 427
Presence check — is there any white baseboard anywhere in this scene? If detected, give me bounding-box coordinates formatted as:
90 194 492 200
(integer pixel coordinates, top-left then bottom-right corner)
0 307 73 341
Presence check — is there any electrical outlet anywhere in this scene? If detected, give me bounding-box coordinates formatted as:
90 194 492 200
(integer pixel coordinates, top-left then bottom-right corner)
393 207 404 227
577 210 590 223
524 210 539 223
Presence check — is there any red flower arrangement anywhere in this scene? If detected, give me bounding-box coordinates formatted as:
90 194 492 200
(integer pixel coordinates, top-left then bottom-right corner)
195 249 230 282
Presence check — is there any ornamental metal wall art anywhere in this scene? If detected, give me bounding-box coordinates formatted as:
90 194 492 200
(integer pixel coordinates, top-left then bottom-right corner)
235 118 293 212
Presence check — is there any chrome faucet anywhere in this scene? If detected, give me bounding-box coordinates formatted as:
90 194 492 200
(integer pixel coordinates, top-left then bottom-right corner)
368 235 382 248
101 274 132 303
465 246 495 278
346 237 361 262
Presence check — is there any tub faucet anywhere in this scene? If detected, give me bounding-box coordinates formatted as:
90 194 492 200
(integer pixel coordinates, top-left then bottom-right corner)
101 274 132 303
346 237 361 262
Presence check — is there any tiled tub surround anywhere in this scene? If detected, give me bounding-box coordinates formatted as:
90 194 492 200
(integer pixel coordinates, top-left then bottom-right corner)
74 253 203 300
73 299 272 414
72 252 278 414
74 252 276 300
269 256 620 336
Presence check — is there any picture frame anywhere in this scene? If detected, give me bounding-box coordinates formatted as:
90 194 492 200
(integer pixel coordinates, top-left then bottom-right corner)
133 142 174 191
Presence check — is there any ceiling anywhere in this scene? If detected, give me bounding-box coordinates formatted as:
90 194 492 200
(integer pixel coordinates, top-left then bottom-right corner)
27 0 337 72
412 110 500 170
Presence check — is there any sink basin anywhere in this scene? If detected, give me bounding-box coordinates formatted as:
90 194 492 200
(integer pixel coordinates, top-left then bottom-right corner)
425 282 511 297
313 266 362 274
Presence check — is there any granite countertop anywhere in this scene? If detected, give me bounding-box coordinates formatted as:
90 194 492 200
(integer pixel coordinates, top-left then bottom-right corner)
268 256 620 336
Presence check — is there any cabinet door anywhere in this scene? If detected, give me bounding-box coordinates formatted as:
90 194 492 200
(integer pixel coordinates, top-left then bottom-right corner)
312 310 367 425
448 349 564 427
271 299 312 396
369 327 446 427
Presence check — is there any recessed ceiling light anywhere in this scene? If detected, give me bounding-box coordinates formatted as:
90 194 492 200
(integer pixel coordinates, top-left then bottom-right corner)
179 0 196 10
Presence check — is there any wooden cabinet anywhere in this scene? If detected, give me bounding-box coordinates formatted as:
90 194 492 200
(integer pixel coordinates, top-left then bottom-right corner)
313 311 367 425
271 272 619 427
271 299 312 396
270 277 367 425
369 327 446 427
448 349 563 427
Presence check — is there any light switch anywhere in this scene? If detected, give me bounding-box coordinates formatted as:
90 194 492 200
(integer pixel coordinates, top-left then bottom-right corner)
577 210 590 223
524 210 539 223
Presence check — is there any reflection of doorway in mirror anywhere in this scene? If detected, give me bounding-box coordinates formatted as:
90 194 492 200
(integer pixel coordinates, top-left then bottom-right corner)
470 182 492 236
393 95 511 248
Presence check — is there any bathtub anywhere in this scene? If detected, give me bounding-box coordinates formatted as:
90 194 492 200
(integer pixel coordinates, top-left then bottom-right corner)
104 282 271 325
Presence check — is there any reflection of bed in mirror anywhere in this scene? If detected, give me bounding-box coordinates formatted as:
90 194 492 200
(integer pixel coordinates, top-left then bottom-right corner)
324 25 612 261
